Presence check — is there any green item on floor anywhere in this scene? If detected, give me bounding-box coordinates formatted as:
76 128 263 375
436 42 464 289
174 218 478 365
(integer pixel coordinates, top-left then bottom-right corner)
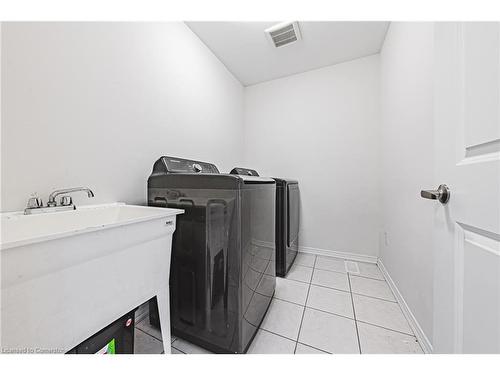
97 338 116 354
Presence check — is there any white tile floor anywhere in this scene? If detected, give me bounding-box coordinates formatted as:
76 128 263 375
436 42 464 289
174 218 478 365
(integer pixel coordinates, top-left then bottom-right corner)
134 254 424 354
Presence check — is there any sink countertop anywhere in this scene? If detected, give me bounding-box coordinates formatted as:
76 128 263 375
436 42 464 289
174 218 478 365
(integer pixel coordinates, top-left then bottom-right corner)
1 202 183 250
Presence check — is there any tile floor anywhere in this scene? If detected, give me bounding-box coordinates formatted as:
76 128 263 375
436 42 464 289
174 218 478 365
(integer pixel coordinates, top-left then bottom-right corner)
134 254 424 354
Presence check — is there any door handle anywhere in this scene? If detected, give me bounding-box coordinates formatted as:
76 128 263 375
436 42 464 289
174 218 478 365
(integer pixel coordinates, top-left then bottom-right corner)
420 184 450 204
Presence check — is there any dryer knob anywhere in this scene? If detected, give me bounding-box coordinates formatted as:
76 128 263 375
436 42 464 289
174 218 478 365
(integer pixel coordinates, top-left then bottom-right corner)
193 163 202 173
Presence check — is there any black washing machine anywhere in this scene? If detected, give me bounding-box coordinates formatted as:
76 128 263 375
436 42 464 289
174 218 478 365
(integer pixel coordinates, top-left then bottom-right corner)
231 168 300 277
148 156 276 353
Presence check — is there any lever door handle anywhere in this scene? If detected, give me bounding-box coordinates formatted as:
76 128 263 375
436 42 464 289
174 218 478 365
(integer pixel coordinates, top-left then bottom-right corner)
421 190 439 200
420 184 450 204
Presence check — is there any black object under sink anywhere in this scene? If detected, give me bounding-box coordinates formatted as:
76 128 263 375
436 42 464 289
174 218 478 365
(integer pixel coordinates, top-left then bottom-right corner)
66 309 136 354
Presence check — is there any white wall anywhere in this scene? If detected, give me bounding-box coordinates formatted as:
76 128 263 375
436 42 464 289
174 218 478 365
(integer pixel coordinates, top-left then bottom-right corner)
379 22 434 346
243 55 381 258
1 22 244 212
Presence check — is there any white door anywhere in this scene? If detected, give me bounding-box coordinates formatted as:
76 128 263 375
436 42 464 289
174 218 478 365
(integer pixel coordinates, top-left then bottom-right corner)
431 22 500 353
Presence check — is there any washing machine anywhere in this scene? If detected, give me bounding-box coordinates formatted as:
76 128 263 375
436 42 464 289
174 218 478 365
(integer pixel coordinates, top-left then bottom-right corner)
230 168 300 277
148 156 276 353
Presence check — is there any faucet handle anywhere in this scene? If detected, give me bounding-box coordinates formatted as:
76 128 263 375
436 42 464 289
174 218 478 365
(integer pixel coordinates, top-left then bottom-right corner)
27 197 43 208
60 196 73 206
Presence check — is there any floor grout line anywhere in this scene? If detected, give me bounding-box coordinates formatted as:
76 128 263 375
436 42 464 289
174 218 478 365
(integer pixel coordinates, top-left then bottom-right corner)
292 263 315 269
349 274 386 282
136 324 192 353
272 296 306 307
135 312 149 324
314 268 348 274
355 319 416 337
311 264 386 281
293 255 316 354
135 326 163 343
277 276 365 297
259 327 298 344
279 276 310 285
314 268 351 276
295 341 332 354
172 347 186 354
312 255 378 267
253 327 332 355
258 325 334 355
309 282 350 294
283 271 392 298
285 277 313 284
272 295 356 321
347 273 362 354
351 291 397 304
314 268 385 282
170 340 183 352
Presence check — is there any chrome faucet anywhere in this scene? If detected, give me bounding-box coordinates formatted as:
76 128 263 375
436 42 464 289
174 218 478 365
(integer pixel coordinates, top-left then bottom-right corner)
24 187 95 215
47 187 95 207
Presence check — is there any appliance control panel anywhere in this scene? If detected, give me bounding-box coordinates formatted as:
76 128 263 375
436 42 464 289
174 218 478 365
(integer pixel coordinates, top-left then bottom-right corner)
230 167 260 176
153 156 220 174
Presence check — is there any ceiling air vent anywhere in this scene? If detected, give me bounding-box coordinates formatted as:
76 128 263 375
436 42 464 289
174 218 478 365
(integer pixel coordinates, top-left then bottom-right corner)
265 21 302 48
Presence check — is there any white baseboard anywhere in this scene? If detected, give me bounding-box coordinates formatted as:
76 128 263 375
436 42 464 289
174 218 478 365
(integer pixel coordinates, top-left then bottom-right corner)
377 259 433 354
252 239 378 264
299 245 378 264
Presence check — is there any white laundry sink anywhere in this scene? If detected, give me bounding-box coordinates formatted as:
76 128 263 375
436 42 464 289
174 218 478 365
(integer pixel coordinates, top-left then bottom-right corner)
0 203 183 354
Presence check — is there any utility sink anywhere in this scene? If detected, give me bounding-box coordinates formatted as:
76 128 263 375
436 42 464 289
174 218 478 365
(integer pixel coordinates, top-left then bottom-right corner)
1 203 183 354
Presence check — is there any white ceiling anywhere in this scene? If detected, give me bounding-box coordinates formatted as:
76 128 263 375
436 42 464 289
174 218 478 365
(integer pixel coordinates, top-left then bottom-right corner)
186 21 389 86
